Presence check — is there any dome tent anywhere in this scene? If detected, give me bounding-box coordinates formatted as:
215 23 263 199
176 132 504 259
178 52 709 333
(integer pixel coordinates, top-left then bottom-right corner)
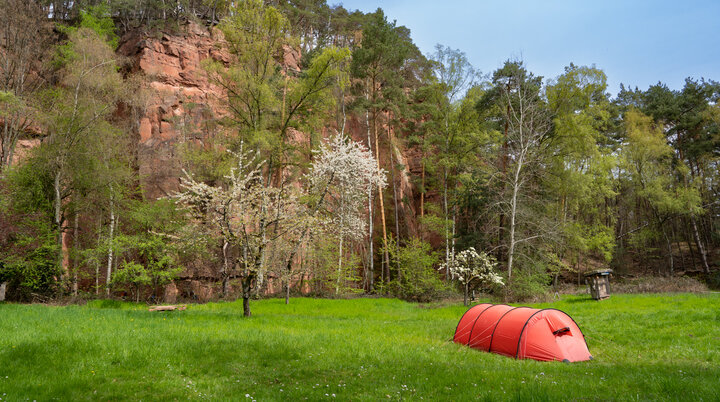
454 303 592 362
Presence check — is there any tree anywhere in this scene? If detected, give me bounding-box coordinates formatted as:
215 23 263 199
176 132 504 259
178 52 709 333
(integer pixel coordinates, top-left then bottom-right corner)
305 134 386 295
545 64 617 277
0 160 60 301
0 0 50 173
202 0 350 292
635 79 719 274
27 20 131 290
442 247 504 306
478 61 551 282
619 109 702 275
350 9 414 285
426 46 479 274
103 199 192 302
176 146 285 316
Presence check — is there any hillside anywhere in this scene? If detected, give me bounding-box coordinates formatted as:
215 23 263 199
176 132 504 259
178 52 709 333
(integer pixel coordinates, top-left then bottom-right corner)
0 1 718 304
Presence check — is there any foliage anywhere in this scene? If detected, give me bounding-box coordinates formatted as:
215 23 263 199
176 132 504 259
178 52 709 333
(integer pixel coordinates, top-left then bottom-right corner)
110 200 189 299
385 237 448 302
506 268 550 302
443 248 504 288
1 0 718 301
308 134 387 240
305 237 363 296
176 145 294 314
110 261 151 302
0 218 60 301
0 159 59 301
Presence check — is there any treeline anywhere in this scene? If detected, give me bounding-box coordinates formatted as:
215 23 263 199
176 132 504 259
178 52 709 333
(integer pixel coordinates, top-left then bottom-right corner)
0 0 718 306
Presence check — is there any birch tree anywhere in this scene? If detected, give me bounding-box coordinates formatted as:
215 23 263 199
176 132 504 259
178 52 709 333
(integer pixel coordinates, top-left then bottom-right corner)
480 62 551 282
0 0 50 173
37 27 126 287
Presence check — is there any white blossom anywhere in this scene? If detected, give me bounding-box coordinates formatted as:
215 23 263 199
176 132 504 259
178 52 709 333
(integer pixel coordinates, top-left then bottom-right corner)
440 247 504 288
307 134 386 240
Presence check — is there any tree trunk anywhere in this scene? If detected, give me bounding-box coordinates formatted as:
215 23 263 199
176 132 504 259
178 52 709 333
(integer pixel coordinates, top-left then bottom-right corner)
221 239 230 297
661 226 673 276
389 121 400 283
210 0 218 23
242 242 253 317
285 272 291 305
670 224 685 271
54 171 65 285
365 91 374 292
106 194 115 296
451 205 457 263
95 222 101 295
507 153 524 281
336 234 343 294
420 160 425 220
463 282 469 307
443 165 449 280
373 105 389 285
419 129 426 221
690 216 711 274
685 222 698 270
72 212 79 297
242 290 251 317
497 106 510 263
444 115 450 273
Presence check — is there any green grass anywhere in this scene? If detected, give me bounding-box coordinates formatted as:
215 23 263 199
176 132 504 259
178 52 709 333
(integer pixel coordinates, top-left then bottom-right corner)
0 293 718 401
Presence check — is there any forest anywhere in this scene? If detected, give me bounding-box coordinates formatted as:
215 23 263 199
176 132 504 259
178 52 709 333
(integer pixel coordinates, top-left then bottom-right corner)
0 0 718 312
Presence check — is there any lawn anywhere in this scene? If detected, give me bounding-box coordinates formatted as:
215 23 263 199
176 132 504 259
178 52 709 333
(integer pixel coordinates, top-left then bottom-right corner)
0 293 718 401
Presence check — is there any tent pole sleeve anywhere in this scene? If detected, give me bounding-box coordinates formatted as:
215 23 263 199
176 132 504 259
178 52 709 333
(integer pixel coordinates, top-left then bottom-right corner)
465 304 498 346
488 307 527 353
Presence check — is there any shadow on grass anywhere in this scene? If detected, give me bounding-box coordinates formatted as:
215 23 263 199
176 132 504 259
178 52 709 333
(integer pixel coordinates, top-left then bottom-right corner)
562 296 596 304
86 299 144 309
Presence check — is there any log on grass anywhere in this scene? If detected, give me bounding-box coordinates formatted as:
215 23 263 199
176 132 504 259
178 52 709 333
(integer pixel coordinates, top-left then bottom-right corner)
148 305 187 312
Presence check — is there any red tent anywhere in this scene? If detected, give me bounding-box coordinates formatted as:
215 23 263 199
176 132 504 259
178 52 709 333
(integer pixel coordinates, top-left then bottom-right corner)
454 303 592 362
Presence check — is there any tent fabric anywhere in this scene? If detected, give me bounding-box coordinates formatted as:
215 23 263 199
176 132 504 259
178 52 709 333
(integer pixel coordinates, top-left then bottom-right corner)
453 303 592 362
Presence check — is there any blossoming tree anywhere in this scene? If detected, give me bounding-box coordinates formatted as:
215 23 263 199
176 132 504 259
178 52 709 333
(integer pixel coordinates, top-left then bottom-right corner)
281 134 386 300
441 247 504 305
175 146 289 316
177 135 385 314
308 135 387 294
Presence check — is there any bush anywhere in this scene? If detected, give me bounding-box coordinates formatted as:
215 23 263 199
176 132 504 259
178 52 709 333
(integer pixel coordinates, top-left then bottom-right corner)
0 236 61 301
386 238 450 302
111 262 151 302
507 269 550 302
0 213 61 302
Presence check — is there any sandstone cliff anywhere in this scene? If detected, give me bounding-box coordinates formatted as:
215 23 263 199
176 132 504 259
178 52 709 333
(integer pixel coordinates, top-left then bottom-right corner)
117 22 422 238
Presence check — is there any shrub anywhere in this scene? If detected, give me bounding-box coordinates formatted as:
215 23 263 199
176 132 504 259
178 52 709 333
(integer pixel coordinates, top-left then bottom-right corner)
386 238 450 302
111 261 151 302
507 269 551 302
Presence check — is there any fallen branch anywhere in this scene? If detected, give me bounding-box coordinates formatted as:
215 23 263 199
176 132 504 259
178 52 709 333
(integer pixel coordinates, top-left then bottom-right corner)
148 305 187 312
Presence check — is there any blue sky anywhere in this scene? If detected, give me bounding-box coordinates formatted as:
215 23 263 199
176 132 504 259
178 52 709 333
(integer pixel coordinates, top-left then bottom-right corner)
337 0 720 96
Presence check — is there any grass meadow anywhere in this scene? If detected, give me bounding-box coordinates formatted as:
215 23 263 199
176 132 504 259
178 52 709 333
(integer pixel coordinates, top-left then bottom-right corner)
0 293 718 401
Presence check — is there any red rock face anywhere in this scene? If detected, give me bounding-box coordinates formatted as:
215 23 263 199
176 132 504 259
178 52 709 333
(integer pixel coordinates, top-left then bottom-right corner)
117 22 231 200
119 21 421 236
